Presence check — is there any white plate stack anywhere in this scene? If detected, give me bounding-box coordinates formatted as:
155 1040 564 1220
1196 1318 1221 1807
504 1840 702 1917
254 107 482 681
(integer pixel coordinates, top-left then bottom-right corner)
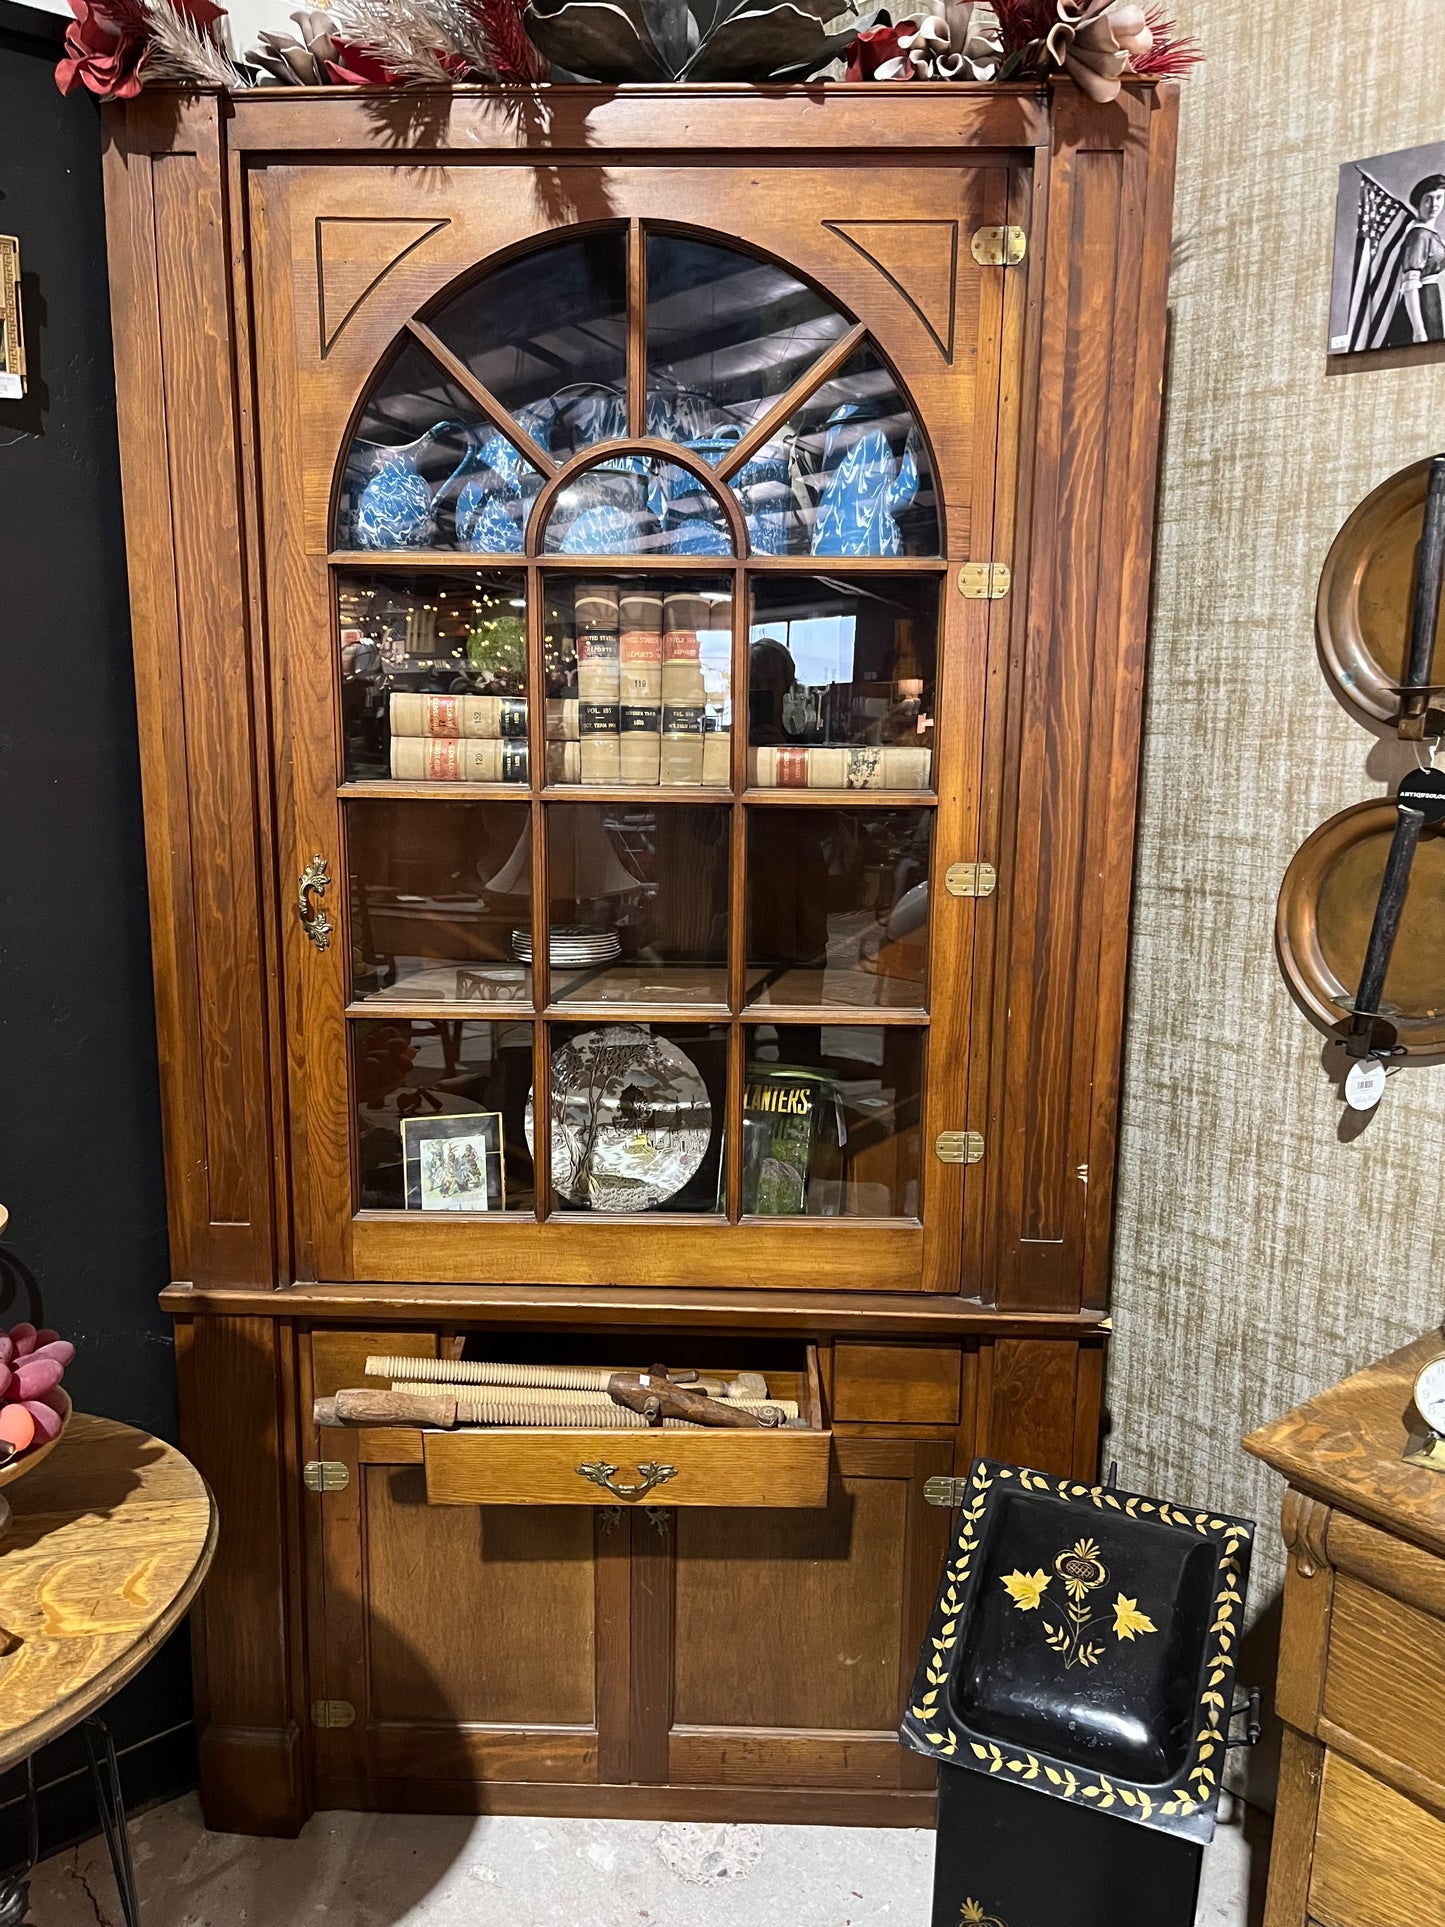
511 926 623 968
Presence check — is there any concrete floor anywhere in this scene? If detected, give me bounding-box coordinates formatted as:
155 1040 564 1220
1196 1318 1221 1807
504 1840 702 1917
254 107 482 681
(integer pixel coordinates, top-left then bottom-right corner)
26 1792 1270 1926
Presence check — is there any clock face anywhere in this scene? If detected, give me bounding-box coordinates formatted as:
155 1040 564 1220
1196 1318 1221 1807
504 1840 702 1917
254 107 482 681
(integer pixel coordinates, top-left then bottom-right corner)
1412 1356 1445 1433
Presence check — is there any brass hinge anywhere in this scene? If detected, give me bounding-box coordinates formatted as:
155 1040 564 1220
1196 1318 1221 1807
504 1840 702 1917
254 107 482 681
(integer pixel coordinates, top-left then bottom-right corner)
935 1131 985 1166
303 1460 349 1493
971 225 1027 267
958 562 1011 600
946 862 997 899
924 1476 970 1508
310 1699 355 1729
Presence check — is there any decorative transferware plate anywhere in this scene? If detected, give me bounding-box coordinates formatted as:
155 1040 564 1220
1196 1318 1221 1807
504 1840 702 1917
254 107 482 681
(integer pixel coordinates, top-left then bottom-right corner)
524 1024 711 1211
900 1459 1253 1842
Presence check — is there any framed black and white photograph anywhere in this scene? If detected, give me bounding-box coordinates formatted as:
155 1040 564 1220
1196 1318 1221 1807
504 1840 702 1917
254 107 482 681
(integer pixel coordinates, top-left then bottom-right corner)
1330 139 1445 354
401 1111 505 1212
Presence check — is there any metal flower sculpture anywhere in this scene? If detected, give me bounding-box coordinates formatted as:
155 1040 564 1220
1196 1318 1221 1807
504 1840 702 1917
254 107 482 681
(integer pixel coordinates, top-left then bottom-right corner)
522 0 870 82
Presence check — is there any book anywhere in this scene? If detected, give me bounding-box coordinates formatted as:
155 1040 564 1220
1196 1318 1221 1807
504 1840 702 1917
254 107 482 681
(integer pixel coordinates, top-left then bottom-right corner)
546 698 580 741
662 591 708 706
618 704 662 784
619 587 663 704
579 702 621 783
389 692 527 740
746 744 932 790
660 703 704 785
574 581 620 633
389 737 528 782
741 1068 821 1215
702 726 731 788
577 629 620 704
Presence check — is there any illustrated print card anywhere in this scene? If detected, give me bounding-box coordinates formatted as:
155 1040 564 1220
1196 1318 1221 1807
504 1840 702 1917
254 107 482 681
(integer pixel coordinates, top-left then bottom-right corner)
401 1111 505 1212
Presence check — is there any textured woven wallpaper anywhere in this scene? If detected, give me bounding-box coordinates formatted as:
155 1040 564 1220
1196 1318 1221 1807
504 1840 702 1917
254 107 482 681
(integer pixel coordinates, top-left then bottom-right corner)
1107 0 1445 1621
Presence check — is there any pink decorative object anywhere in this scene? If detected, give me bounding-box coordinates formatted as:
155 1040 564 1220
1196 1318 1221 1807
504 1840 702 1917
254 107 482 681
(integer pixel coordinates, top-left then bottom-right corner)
0 1315 74 1470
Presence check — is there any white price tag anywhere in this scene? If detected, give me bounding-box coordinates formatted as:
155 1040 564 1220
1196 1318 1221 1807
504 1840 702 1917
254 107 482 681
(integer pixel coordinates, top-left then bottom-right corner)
0 373 22 401
1344 1059 1387 1111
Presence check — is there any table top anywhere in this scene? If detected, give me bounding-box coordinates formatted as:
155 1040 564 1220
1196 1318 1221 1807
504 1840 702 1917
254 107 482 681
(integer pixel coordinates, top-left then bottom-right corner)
1244 1325 1445 1562
0 1413 217 1773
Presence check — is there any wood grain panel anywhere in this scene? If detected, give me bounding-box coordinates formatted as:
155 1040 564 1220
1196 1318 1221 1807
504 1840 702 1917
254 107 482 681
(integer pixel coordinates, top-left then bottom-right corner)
982 1337 1080 1476
1262 1728 1324 1927
310 1328 437 1400
668 1730 904 1789
175 1314 304 1833
424 1423 830 1509
673 1476 907 1731
1321 1572 1445 1801
104 100 276 1288
363 1469 595 1725
1308 1753 1445 1927
832 1343 961 1424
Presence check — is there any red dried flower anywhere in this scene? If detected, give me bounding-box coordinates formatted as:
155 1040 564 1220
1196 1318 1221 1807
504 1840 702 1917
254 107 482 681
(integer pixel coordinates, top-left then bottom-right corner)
55 0 149 99
989 0 1057 56
469 0 546 79
1129 4 1202 75
845 18 918 80
324 37 403 82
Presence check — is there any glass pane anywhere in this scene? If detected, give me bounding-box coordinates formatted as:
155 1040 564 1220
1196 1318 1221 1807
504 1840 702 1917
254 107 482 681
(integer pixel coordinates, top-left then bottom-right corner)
542 458 735 558
748 809 931 1010
336 339 542 553
353 1018 535 1213
742 1025 922 1219
347 800 534 1007
646 234 851 451
429 232 629 466
543 575 732 788
535 1022 727 1214
338 568 527 783
747 342 939 557
747 575 936 791
547 804 730 1006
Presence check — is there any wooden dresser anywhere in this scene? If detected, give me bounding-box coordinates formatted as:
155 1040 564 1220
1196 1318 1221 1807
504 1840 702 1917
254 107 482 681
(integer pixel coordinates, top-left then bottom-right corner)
1245 1330 1445 1927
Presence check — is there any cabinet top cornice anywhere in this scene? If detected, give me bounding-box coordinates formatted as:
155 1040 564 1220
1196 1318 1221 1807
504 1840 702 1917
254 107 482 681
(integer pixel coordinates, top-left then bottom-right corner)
109 75 1168 158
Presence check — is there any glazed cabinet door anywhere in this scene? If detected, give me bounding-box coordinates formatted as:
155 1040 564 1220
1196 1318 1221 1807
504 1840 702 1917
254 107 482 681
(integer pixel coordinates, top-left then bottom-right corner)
251 154 1020 1292
661 1436 954 1791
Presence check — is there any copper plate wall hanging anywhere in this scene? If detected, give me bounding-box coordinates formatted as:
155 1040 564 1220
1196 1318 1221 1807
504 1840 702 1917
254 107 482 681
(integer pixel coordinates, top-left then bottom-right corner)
1277 793 1445 1056
1317 456 1445 728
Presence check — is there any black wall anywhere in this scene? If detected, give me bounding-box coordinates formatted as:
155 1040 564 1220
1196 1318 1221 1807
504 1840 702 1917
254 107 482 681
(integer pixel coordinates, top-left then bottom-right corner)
0 3 195 1861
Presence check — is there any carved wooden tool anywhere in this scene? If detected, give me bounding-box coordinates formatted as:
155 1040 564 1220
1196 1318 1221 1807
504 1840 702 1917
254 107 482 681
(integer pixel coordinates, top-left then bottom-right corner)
607 1365 782 1428
1345 766 1445 1056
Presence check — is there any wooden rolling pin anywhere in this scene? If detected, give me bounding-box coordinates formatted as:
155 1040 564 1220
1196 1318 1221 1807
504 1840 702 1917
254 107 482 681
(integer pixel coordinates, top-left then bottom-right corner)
316 1388 717 1430
365 1356 770 1400
389 1382 799 1421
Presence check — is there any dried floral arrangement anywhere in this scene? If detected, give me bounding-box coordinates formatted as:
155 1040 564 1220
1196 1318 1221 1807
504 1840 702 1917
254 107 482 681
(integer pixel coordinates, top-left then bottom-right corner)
54 0 1198 99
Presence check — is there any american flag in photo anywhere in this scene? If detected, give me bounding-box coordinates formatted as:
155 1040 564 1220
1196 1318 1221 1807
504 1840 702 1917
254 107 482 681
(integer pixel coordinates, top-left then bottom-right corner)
1346 167 1414 351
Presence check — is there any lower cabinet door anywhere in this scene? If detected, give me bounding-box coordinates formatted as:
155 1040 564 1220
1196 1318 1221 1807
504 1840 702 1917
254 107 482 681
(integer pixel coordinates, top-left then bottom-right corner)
660 1436 955 1792
308 1423 627 1808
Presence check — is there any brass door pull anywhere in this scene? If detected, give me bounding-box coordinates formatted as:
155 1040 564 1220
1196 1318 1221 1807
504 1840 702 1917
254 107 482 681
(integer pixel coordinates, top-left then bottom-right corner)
297 854 332 952
576 1460 677 1500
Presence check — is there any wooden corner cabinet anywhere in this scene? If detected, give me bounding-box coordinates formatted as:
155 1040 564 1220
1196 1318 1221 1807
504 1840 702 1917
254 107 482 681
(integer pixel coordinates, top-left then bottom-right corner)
100 79 1178 1835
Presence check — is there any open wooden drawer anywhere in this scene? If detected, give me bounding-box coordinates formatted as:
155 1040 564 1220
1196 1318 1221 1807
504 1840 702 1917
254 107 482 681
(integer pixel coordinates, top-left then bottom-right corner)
422 1348 830 1508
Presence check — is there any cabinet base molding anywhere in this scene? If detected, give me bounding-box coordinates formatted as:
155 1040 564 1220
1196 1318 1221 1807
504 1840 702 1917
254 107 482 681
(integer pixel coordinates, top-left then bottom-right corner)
197 1722 307 1838
316 1778 937 1829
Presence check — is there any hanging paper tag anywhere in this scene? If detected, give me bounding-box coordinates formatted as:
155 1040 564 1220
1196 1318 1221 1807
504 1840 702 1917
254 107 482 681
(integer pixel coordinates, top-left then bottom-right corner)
1344 1059 1387 1110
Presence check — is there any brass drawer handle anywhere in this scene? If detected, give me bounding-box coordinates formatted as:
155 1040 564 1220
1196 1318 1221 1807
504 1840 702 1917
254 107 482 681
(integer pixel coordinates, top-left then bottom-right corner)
576 1459 677 1500
297 854 332 952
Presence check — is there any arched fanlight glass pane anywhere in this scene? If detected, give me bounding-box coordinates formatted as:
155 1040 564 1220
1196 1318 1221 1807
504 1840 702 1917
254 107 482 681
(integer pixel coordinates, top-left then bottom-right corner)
429 232 629 466
336 337 542 554
734 342 940 559
646 234 851 457
543 457 735 558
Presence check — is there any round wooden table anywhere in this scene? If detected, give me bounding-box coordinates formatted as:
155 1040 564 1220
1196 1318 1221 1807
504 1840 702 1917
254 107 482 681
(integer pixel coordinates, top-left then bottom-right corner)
0 1413 216 1923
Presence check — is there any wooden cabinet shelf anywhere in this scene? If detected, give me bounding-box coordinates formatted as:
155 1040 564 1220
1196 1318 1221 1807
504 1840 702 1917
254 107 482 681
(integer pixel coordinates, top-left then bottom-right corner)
104 79 1176 1835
